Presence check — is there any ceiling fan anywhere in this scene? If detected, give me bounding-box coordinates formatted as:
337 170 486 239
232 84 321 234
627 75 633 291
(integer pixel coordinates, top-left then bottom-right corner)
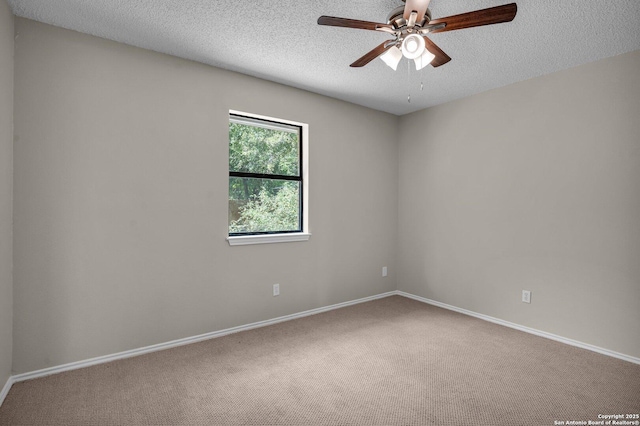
318 0 517 70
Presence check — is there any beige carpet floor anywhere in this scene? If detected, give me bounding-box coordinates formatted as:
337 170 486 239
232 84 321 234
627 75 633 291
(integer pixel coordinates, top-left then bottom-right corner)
1 295 639 425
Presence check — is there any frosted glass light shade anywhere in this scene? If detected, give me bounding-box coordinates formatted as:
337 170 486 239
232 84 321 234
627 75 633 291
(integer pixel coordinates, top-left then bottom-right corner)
414 49 436 70
401 34 425 60
380 46 402 70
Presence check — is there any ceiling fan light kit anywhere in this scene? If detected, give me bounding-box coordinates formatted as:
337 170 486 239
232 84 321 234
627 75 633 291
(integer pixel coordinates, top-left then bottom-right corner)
401 34 425 60
415 49 435 71
380 46 403 71
318 0 517 71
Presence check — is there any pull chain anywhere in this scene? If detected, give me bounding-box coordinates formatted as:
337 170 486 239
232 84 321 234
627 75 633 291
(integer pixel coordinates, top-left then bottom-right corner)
420 56 424 92
407 59 411 103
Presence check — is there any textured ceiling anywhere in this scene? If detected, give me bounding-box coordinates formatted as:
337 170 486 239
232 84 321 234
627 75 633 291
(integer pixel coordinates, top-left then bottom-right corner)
7 0 640 115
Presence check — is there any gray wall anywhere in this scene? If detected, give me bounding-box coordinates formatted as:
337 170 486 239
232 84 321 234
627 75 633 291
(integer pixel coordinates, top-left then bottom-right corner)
0 0 14 386
8 15 640 376
398 50 640 358
12 19 398 374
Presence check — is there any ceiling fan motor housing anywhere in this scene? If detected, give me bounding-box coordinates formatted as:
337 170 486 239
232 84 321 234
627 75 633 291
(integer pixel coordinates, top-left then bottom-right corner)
387 6 431 29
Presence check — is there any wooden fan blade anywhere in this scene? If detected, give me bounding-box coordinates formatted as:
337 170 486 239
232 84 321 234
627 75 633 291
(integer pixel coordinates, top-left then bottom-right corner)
318 16 393 32
423 37 451 68
350 42 392 67
403 0 431 22
429 3 517 34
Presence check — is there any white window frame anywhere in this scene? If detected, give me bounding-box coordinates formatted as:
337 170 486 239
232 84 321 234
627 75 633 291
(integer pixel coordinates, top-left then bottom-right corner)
227 110 310 246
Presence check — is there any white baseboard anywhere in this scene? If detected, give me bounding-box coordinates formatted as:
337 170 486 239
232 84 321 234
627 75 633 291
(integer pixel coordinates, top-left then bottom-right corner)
397 291 640 365
0 376 12 408
4 288 637 406
10 291 397 385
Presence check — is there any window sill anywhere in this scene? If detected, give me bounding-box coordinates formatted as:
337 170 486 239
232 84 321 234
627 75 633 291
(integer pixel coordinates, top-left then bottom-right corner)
227 233 311 246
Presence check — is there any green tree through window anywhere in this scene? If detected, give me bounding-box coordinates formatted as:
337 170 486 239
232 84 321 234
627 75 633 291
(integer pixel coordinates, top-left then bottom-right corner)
228 115 302 235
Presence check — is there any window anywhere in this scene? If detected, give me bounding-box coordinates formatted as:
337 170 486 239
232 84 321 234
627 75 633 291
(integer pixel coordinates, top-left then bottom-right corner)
227 112 310 246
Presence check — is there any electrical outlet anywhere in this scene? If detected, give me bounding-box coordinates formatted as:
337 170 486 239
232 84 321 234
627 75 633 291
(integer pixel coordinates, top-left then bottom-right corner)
522 290 531 304
382 266 388 277
273 283 280 297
